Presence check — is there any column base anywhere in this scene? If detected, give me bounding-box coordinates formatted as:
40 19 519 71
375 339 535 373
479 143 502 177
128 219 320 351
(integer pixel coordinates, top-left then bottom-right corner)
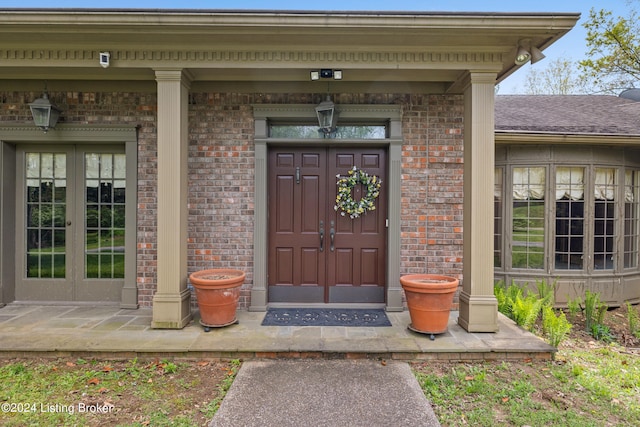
457 291 499 332
120 284 138 309
151 289 192 329
385 288 404 312
249 288 267 312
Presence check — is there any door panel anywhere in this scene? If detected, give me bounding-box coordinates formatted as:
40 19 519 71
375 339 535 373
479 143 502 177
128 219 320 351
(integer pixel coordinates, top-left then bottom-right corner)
268 146 387 304
269 148 327 302
327 147 387 303
16 146 125 302
17 147 74 301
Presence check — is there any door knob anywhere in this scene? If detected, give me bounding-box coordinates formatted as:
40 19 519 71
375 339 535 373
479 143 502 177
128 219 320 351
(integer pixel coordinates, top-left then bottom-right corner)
319 220 324 252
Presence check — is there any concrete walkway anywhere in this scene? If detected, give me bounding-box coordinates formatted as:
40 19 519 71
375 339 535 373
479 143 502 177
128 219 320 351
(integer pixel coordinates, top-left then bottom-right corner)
210 359 440 427
0 304 554 361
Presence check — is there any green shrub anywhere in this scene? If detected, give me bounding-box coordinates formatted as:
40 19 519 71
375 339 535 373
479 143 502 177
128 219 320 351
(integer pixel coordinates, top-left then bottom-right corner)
512 294 544 331
567 296 582 319
535 279 556 307
584 290 607 334
542 305 572 347
626 302 640 339
590 323 614 343
494 280 523 320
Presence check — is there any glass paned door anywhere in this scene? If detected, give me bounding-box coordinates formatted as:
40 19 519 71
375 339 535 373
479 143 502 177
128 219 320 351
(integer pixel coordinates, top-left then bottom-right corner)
17 146 126 303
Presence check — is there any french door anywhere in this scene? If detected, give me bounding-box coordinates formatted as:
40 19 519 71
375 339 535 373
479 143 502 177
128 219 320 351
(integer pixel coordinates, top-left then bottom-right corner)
268 146 387 304
15 145 126 302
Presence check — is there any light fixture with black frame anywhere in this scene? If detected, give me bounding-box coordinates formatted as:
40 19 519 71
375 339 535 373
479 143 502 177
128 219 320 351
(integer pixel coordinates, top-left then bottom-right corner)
29 85 62 133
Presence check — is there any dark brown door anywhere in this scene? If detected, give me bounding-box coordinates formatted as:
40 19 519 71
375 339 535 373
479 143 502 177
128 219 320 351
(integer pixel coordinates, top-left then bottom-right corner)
268 146 387 303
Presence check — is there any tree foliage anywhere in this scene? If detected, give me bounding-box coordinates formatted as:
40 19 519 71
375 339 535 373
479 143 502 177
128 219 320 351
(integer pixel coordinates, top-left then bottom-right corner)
524 58 586 94
580 3 640 93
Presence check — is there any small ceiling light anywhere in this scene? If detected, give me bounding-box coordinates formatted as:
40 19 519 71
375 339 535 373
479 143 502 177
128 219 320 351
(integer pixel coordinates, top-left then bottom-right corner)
315 95 338 137
310 70 320 81
333 70 343 80
29 86 62 133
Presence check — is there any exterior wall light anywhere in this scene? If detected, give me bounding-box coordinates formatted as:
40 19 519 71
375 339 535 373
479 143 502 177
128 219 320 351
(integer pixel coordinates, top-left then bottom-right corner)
514 39 546 65
310 69 343 80
315 95 338 138
514 45 531 65
29 87 62 133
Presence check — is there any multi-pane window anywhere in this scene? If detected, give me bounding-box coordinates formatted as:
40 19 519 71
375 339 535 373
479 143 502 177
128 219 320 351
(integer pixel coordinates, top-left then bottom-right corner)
512 167 545 269
555 167 585 270
85 153 126 279
594 168 616 270
494 168 503 268
270 125 387 139
496 157 640 278
624 170 639 268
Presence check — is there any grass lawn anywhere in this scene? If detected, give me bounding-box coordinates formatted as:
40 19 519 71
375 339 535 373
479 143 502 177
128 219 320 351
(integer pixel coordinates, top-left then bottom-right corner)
0 358 239 427
414 304 640 427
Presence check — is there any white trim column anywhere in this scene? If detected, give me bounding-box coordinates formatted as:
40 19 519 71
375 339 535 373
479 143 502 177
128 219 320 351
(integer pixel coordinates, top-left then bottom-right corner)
458 71 499 332
151 69 192 328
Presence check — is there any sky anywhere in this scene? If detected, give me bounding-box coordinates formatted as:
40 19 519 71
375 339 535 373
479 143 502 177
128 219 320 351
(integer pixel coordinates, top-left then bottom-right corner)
0 0 634 93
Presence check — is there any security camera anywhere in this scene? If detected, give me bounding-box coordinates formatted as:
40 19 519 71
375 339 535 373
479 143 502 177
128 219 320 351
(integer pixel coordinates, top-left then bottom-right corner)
99 52 110 68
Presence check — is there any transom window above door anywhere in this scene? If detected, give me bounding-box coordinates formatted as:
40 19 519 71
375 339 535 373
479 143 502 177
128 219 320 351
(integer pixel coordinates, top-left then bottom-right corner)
269 124 387 139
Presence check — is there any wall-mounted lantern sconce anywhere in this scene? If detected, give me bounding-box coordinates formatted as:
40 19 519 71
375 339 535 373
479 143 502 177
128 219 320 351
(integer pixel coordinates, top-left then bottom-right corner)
311 69 342 137
29 87 62 133
315 95 338 137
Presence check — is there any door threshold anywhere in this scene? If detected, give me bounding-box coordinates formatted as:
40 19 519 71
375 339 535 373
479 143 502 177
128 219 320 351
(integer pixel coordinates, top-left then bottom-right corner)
267 302 386 310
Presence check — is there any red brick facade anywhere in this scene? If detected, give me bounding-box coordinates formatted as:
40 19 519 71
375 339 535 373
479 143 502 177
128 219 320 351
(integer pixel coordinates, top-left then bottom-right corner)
1 90 464 308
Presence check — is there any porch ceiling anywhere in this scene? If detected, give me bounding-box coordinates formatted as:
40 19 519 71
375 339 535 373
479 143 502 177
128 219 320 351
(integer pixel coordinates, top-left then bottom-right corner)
0 9 580 92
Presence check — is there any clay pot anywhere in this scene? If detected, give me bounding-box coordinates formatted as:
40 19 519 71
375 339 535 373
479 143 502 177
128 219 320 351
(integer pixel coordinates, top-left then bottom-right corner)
189 268 245 330
400 274 459 337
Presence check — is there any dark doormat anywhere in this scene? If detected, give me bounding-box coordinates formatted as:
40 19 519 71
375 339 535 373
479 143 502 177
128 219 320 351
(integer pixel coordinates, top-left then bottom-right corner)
261 308 392 327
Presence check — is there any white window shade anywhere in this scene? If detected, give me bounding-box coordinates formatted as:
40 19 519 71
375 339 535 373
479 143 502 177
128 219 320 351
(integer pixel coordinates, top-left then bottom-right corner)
556 167 584 200
495 168 503 199
513 167 545 200
595 168 616 201
625 170 637 203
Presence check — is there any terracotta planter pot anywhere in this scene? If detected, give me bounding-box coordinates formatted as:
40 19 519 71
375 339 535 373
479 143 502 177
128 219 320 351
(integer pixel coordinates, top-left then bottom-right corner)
189 268 245 330
400 274 459 338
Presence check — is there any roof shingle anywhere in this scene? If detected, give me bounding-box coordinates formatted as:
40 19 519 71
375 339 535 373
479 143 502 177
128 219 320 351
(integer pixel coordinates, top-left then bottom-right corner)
495 95 640 136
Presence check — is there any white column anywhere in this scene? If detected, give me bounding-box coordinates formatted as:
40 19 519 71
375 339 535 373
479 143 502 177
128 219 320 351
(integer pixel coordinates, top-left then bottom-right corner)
151 69 192 329
457 72 499 332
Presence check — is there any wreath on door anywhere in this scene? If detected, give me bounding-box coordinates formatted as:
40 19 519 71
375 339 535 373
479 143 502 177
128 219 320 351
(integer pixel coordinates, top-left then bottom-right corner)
334 166 382 219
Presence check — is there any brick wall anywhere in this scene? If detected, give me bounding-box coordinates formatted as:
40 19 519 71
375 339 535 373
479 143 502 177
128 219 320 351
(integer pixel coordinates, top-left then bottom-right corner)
1 90 465 309
400 94 464 283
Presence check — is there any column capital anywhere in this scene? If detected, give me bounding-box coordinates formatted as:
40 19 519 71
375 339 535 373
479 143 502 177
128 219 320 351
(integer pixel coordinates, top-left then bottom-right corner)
154 68 194 86
459 71 497 91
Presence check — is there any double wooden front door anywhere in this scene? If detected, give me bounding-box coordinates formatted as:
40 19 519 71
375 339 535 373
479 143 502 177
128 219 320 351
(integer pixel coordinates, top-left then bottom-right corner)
268 147 387 304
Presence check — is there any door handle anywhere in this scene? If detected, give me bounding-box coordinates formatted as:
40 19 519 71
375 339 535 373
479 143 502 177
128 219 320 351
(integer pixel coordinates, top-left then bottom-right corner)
319 220 324 252
329 220 335 252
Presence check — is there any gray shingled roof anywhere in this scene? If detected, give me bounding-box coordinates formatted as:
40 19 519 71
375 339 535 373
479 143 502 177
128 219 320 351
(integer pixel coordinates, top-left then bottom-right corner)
495 95 640 136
